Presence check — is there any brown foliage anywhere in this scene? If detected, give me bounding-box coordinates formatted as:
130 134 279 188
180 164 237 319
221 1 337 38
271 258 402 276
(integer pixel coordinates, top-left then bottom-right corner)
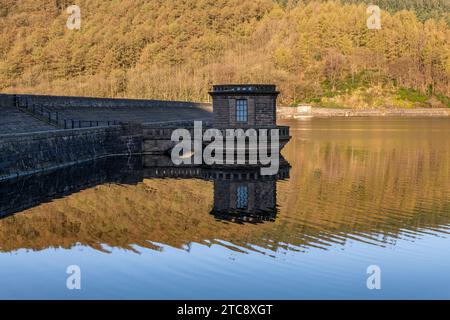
0 0 448 104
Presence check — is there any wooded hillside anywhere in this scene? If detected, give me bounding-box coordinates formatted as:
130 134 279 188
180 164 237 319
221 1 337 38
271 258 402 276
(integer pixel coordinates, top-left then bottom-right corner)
0 0 449 108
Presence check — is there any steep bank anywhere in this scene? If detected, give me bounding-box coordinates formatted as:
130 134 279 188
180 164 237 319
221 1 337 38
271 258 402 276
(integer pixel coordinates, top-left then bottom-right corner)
1 0 448 105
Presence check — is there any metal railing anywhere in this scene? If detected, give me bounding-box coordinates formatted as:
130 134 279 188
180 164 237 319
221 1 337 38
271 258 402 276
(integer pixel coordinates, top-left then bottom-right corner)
61 119 120 129
17 100 60 126
15 96 122 130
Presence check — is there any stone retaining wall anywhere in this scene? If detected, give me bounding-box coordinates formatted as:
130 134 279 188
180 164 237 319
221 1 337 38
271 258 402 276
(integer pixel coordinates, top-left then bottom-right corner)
277 106 450 118
277 106 312 119
311 107 450 117
0 124 142 181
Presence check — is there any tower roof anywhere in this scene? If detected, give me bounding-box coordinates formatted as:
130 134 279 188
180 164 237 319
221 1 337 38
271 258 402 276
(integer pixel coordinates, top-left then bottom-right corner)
209 84 279 96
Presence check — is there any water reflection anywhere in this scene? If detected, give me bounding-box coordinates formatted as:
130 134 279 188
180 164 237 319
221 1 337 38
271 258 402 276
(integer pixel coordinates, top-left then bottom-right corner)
0 157 144 219
277 118 450 250
0 118 449 257
0 156 290 221
0 155 291 253
209 166 289 224
1 118 449 299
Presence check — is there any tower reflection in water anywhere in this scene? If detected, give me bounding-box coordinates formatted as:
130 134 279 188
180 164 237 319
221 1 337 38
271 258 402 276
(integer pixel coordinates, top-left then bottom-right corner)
0 155 290 224
206 164 289 223
143 155 290 224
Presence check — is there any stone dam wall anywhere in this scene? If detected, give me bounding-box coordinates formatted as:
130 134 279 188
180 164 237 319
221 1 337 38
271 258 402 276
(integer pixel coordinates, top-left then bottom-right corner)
0 93 213 132
6 93 211 110
0 94 14 108
0 93 213 179
0 124 143 181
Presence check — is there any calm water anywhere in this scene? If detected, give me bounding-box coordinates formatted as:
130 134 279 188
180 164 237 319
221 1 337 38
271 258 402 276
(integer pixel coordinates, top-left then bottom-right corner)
0 117 449 299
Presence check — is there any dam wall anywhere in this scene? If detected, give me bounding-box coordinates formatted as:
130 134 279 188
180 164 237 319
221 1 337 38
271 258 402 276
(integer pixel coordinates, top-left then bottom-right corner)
6 93 211 110
0 93 212 179
0 91 289 180
1 93 213 131
0 94 14 108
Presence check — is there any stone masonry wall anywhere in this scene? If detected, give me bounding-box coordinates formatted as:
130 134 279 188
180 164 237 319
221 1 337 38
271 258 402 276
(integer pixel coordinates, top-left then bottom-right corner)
255 95 276 126
212 96 230 127
0 93 212 131
212 94 277 128
276 106 450 118
8 93 211 109
0 124 142 181
0 94 14 108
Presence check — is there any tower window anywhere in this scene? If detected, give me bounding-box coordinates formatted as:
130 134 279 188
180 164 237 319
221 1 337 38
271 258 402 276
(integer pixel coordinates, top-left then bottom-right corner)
236 185 248 209
236 99 248 123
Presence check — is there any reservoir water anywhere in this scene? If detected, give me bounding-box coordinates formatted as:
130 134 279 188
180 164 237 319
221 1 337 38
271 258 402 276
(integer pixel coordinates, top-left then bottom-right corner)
0 117 449 299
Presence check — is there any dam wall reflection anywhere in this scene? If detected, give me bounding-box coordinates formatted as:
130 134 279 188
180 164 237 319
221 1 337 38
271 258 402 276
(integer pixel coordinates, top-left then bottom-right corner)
0 156 290 223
